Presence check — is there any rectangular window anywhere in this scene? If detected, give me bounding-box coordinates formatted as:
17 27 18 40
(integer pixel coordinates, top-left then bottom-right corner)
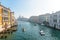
3 17 8 21
53 19 57 23
54 15 57 17
3 10 8 14
53 15 57 19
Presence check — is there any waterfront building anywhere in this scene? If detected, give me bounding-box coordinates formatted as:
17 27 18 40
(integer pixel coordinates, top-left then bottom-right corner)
39 13 50 25
39 15 46 24
29 16 39 23
10 12 15 26
28 11 60 29
49 11 60 29
38 11 60 29
0 3 16 29
17 16 28 22
0 4 11 28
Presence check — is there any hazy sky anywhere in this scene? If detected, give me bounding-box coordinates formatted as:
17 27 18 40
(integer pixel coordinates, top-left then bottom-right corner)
0 0 60 18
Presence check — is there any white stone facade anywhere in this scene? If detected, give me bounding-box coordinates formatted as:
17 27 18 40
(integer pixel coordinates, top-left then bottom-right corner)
49 11 60 29
39 13 50 24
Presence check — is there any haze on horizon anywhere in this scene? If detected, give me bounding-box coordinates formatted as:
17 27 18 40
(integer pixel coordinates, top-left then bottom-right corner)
0 0 60 18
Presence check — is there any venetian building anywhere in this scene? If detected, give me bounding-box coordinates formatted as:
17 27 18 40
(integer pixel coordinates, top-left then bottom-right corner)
0 3 11 28
10 12 15 26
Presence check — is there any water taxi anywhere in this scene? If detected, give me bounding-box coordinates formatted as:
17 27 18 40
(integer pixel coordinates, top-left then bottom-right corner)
39 30 45 36
41 23 44 26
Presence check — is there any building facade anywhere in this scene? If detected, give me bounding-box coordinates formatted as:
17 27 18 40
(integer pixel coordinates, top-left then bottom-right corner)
49 11 60 29
39 13 50 25
10 12 16 26
38 11 60 29
0 3 15 28
29 16 39 23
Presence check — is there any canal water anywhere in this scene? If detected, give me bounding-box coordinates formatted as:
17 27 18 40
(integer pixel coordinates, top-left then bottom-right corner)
0 21 60 40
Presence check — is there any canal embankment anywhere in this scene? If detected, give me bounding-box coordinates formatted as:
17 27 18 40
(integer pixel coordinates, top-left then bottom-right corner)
0 24 18 39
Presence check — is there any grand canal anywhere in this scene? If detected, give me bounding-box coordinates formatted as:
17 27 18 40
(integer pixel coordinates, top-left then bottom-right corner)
0 21 60 40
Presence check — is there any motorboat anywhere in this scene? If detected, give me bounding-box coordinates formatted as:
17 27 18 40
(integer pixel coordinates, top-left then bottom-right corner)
41 23 44 26
39 30 45 36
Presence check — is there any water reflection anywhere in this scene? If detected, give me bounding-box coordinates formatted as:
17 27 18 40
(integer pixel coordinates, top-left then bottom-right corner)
50 29 60 40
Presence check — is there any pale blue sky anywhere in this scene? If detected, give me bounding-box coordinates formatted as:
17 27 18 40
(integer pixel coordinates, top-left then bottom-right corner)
0 0 60 18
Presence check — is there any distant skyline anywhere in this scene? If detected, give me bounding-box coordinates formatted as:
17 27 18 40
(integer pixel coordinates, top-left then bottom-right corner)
0 0 60 18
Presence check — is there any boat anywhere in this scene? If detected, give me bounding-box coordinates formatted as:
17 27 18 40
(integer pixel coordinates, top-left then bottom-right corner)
22 28 26 32
41 23 44 26
39 30 45 36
